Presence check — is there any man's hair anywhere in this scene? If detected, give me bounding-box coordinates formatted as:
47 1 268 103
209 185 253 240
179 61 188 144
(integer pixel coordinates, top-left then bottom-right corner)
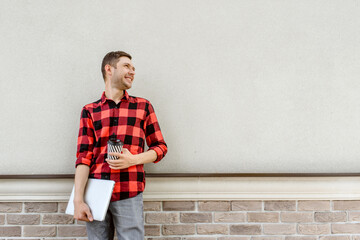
101 51 132 80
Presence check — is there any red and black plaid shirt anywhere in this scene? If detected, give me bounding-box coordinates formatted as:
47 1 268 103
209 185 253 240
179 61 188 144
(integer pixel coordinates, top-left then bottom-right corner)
76 91 167 201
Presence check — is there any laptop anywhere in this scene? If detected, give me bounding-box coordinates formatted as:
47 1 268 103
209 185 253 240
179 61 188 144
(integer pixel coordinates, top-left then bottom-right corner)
66 178 115 221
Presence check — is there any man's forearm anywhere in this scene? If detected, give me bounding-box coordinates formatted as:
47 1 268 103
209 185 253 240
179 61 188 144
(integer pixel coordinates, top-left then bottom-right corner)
74 164 90 203
106 149 158 170
134 149 157 165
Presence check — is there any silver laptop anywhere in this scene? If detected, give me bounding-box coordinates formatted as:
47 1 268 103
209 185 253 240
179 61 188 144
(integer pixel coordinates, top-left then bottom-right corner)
66 178 115 221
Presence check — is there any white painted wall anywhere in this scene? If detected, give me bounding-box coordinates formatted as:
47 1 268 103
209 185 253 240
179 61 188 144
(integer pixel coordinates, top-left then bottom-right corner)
1 0 360 174
1 177 360 201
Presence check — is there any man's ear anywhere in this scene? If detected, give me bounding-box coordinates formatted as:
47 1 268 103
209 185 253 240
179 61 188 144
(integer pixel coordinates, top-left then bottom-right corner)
105 64 112 78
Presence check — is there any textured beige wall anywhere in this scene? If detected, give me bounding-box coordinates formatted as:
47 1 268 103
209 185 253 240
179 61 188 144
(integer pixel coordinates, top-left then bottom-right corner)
1 200 360 239
1 0 360 174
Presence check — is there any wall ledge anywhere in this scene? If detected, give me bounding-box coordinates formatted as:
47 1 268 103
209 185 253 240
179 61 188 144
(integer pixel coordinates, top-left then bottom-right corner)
1 177 360 202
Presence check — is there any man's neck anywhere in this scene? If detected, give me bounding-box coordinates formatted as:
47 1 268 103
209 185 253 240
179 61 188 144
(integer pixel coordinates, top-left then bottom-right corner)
105 87 124 104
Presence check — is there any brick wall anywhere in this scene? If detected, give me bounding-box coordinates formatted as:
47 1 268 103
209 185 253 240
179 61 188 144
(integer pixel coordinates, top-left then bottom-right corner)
0 200 360 239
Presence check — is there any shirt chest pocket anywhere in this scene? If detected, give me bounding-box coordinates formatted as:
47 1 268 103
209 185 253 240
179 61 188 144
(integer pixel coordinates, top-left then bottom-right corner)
126 117 145 129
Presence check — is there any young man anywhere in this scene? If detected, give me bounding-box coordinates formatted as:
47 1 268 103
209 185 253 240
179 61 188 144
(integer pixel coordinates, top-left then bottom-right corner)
74 51 167 239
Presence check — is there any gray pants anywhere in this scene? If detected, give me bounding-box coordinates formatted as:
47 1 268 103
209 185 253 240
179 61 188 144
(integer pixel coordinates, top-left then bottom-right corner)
86 193 144 240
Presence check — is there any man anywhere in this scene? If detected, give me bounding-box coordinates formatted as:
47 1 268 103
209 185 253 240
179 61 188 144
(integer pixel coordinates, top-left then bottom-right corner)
74 51 167 240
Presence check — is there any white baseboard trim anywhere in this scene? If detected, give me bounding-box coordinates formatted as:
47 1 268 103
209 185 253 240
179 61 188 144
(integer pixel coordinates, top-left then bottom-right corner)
1 177 360 202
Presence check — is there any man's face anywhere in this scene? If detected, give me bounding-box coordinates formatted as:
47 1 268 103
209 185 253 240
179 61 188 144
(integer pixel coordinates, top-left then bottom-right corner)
109 57 135 90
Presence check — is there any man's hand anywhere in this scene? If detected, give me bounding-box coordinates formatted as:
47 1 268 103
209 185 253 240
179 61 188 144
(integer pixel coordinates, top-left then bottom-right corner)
106 148 137 170
74 201 93 222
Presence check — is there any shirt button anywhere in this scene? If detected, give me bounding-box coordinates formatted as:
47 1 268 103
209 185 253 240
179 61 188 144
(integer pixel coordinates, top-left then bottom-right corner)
114 119 118 124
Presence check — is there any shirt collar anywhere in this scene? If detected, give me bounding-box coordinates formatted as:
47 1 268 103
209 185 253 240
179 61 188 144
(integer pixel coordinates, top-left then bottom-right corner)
100 90 129 105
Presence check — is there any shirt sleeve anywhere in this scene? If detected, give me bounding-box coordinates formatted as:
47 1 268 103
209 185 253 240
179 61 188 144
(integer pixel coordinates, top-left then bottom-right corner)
145 103 167 163
75 107 95 167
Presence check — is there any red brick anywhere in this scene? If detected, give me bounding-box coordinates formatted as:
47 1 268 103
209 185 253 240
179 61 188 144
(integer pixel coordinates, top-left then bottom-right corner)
214 212 246 223
265 201 296 211
198 201 230 211
7 239 42 240
281 212 313 223
218 237 250 240
181 213 212 223
145 225 160 236
163 201 195 211
197 224 228 234
298 224 330 235
58 226 87 237
348 212 360 221
145 212 179 224
183 238 217 240
263 224 296 235
144 201 162 211
285 237 317 240
333 201 360 211
298 201 330 211
162 225 195 235
58 202 68 213
314 212 346 222
248 212 279 222
0 203 22 213
230 224 261 235
147 238 181 240
231 201 262 211
332 223 360 234
252 237 283 240
25 203 58 213
42 239 76 240
42 214 74 224
23 226 56 237
319 236 350 240
7 214 40 225
0 227 21 237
